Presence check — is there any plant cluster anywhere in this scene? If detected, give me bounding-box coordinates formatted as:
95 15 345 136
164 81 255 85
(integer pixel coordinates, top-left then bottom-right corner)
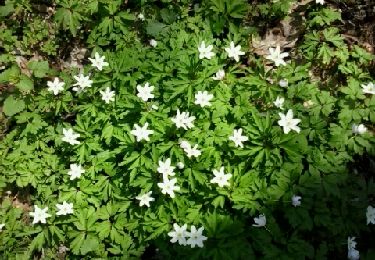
0 0 375 259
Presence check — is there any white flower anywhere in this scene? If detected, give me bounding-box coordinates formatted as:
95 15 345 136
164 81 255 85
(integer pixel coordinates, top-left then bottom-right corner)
229 128 249 148
253 214 266 227
198 41 215 60
0 223 5 231
29 205 51 224
137 82 154 102
67 163 85 180
316 0 324 4
177 162 184 169
194 91 213 107
72 74 93 92
187 144 201 158
348 237 359 260
348 248 360 260
179 141 201 158
56 201 74 215
278 109 301 134
168 223 188 245
279 79 289 88
179 140 191 150
361 82 375 95
210 167 232 188
157 158 176 179
352 124 367 135
100 87 115 103
186 225 207 248
291 195 302 207
225 41 245 62
212 69 225 81
348 237 357 250
151 104 158 110
88 52 109 71
47 77 64 95
136 191 155 207
274 96 285 109
62 128 80 145
130 122 154 142
150 39 158 47
366 205 375 225
171 110 195 130
138 13 145 21
157 178 180 198
266 45 289 66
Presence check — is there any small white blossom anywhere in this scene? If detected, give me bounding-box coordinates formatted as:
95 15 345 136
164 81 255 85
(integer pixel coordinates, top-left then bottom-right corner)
136 191 155 207
291 195 302 207
47 77 64 95
168 223 188 245
131 122 154 142
186 225 207 248
157 178 180 198
100 87 115 103
171 110 195 130
348 248 360 260
194 91 213 107
225 41 245 62
212 69 225 81
0 223 5 231
229 128 248 148
62 128 80 145
278 109 301 134
303 100 314 108
253 214 266 227
72 74 93 92
157 158 176 179
348 237 360 260
137 82 154 102
88 52 109 71
366 205 375 225
348 237 357 250
316 0 324 4
179 140 191 150
67 164 85 180
180 141 201 158
352 124 367 135
361 82 375 95
210 167 232 188
138 13 145 21
29 205 51 224
274 96 285 109
279 79 289 88
151 104 158 110
56 201 74 215
266 45 289 66
177 162 184 169
150 39 158 47
198 41 215 60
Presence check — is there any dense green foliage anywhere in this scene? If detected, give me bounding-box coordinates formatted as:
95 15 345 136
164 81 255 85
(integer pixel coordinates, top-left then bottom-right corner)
0 0 375 259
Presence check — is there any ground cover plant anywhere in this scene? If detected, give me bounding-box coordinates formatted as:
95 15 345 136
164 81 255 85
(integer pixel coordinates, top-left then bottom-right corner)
0 0 375 259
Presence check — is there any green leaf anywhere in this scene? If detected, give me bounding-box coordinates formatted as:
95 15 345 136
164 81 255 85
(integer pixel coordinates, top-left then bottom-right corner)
16 75 34 92
27 61 49 78
3 95 26 117
70 233 85 255
0 2 14 17
80 235 99 255
146 21 167 37
0 65 20 84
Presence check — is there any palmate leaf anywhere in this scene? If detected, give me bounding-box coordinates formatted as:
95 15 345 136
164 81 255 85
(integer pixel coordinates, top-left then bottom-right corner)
54 7 82 36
